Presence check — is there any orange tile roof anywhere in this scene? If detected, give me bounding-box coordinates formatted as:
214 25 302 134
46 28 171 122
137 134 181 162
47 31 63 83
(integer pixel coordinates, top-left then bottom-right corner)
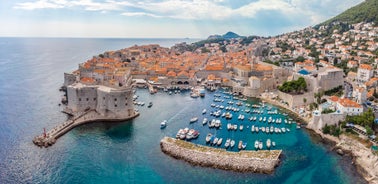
359 64 372 70
365 77 378 87
329 96 339 102
338 98 362 108
166 71 177 77
80 77 95 84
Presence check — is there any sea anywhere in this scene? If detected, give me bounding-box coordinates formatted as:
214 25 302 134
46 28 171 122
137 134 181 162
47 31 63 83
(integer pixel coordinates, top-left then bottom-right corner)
0 37 367 184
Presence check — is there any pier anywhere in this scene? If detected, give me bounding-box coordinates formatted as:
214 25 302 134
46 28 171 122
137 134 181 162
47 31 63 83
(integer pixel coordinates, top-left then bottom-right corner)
160 137 281 173
33 110 139 147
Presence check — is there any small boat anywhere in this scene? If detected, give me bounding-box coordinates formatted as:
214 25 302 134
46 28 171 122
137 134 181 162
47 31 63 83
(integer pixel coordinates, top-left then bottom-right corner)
266 139 271 149
192 130 200 139
190 117 198 123
186 129 195 140
160 120 167 129
202 109 207 114
254 140 259 150
258 141 263 150
242 142 247 149
238 140 243 150
176 129 183 139
230 140 235 148
233 124 237 131
217 138 223 146
251 125 255 133
239 124 244 131
147 102 153 108
214 119 221 128
272 141 276 147
206 133 212 143
213 137 219 145
227 123 232 130
225 138 231 148
202 118 208 125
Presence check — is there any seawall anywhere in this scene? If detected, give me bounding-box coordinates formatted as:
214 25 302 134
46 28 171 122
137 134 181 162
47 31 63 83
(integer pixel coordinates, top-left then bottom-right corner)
160 137 281 173
33 110 139 147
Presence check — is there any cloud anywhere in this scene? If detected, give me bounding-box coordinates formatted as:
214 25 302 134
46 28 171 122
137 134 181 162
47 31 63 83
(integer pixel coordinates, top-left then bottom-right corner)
13 0 364 25
121 12 162 18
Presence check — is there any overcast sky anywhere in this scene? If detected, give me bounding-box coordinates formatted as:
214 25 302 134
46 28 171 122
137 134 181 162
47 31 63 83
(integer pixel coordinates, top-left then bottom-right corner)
0 0 363 38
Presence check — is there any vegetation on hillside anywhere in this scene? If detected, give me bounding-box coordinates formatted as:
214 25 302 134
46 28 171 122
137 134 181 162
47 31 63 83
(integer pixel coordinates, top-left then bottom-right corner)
344 108 375 129
278 77 307 94
320 0 378 26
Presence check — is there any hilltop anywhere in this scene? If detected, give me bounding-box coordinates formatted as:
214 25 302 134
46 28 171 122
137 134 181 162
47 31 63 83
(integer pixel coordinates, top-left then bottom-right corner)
207 31 243 40
320 0 378 26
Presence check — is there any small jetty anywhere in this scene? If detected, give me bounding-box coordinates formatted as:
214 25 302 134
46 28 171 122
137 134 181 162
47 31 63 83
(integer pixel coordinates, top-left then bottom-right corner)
160 137 282 173
33 110 139 148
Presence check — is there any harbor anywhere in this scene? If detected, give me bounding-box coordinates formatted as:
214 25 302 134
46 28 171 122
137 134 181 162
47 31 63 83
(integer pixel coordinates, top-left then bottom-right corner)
160 137 281 173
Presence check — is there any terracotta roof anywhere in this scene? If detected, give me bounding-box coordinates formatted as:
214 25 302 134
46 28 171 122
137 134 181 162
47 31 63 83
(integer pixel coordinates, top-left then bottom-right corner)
338 98 362 108
359 64 372 70
329 96 339 102
166 71 177 77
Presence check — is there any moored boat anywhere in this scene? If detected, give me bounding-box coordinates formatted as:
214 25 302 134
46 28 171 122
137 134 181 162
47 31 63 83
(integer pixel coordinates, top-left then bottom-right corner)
217 138 223 146
224 138 231 148
230 140 235 148
242 142 247 149
202 109 207 114
254 140 259 150
266 139 271 149
240 124 244 131
238 140 243 150
206 133 212 143
202 118 208 125
148 102 153 108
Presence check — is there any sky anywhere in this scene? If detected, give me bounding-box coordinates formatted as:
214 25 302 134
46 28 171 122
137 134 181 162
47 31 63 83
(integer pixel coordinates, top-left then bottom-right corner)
0 0 364 38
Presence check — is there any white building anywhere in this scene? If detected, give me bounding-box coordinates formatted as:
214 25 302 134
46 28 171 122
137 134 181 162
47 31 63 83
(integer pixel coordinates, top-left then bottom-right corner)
336 98 363 116
357 64 373 82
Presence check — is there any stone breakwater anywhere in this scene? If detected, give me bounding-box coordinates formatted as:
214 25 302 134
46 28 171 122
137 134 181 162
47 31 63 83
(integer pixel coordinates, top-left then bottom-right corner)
160 137 281 173
33 110 139 147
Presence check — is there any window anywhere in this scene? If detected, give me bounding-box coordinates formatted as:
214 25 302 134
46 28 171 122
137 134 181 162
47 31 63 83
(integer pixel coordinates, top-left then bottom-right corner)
125 103 128 106
114 98 117 101
115 104 117 107
79 98 81 101
103 97 105 100
86 98 89 101
93 98 96 101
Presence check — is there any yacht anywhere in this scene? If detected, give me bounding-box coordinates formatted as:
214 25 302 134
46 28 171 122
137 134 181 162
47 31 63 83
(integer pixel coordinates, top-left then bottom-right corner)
202 118 208 125
266 139 271 149
202 109 207 114
224 139 231 148
205 133 212 143
230 140 235 148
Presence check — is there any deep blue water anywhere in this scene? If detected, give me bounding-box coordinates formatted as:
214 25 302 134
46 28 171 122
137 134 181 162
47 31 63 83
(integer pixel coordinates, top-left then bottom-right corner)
0 37 366 184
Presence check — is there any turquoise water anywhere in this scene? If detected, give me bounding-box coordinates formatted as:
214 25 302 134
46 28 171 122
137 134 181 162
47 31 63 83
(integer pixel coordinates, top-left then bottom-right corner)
0 38 366 183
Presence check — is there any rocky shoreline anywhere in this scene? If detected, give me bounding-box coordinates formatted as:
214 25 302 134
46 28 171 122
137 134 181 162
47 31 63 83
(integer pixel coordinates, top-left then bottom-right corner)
307 128 378 184
160 137 281 173
259 95 378 183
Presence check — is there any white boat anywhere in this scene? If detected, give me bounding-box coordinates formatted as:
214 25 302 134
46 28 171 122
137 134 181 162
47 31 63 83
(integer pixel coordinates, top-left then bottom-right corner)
190 117 198 123
254 140 259 150
251 125 255 133
258 141 263 150
242 142 247 149
240 124 244 131
266 139 271 149
255 127 259 133
233 124 237 130
272 141 276 147
270 126 274 133
160 120 167 129
227 123 232 130
266 126 270 133
230 140 235 148
281 127 286 133
225 138 231 148
176 129 183 139
192 130 200 139
213 137 219 145
214 119 221 128
202 118 208 125
186 129 195 140
238 140 243 150
217 138 223 146
205 133 212 143
202 109 207 114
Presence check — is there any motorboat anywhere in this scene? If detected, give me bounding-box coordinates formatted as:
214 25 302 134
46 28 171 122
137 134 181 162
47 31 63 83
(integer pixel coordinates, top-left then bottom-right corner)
160 120 167 129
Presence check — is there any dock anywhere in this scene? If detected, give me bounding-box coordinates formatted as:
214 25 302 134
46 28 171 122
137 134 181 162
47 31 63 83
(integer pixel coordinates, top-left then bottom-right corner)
33 110 139 147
